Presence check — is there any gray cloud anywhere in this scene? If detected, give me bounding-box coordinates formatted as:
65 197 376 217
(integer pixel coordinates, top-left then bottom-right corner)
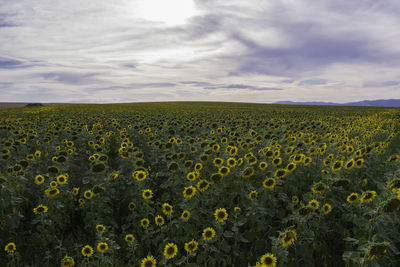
298 79 328 86
40 72 102 85
204 83 282 91
0 0 399 102
363 81 400 88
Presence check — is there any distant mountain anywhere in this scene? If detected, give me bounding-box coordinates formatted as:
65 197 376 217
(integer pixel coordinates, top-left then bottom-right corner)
275 99 400 107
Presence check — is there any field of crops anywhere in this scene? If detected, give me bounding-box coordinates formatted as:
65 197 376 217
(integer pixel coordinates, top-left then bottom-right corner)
1 102 400 267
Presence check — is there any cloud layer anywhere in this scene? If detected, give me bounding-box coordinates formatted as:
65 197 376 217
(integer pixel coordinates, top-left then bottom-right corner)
0 0 399 103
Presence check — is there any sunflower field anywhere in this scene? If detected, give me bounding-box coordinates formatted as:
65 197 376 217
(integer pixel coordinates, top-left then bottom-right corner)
1 102 400 267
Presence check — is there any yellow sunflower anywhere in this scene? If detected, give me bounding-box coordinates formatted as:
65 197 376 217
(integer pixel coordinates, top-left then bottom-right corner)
162 203 173 215
214 208 228 222
81 245 94 257
163 243 178 259
140 255 156 267
260 252 277 267
184 239 198 253
202 227 216 241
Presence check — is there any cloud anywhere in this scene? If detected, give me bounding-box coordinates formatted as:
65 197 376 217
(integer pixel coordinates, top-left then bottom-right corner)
0 0 399 102
204 84 282 91
363 81 400 88
298 79 327 86
40 72 102 85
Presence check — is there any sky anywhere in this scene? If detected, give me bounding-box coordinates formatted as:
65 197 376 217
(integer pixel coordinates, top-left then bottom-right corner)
0 0 400 103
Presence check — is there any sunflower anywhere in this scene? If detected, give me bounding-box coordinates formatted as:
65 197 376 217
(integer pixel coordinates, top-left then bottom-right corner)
260 253 277 267
72 187 79 196
213 158 224 167
163 243 178 259
184 239 198 253
344 158 355 170
258 161 268 170
183 186 196 198
272 157 282 167
60 256 75 267
140 218 150 228
234 206 241 215
142 189 153 199
274 169 287 179
249 190 258 200
311 182 327 194
125 234 135 243
322 203 332 214
162 203 173 215
281 230 297 247
347 193 358 204
133 170 147 181
308 199 319 210
81 245 94 257
33 204 48 215
303 157 312 166
242 167 255 178
4 242 16 253
109 172 119 180
50 181 58 188
202 227 216 241
35 174 45 185
362 178 368 187
84 190 94 199
140 255 157 267
186 172 197 181
155 215 165 226
331 160 343 171
286 162 296 172
197 179 210 192
388 155 400 162
263 178 276 189
227 157 237 167
355 158 364 168
366 242 389 260
56 174 68 185
181 210 191 221
214 208 228 222
360 191 377 203
34 150 41 158
292 196 299 205
97 242 108 253
218 166 230 176
96 224 106 233
45 188 60 197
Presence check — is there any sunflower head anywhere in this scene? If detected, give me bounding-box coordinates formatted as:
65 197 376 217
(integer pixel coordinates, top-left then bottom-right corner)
155 215 165 226
125 234 135 243
97 242 108 253
163 243 178 259
162 203 173 215
263 178 276 189
214 208 228 222
202 227 216 241
140 255 157 267
347 193 358 204
260 252 277 267
184 239 199 253
96 224 106 233
4 242 16 254
181 210 191 221
140 218 150 228
81 245 94 257
323 203 332 214
249 190 258 200
60 256 75 267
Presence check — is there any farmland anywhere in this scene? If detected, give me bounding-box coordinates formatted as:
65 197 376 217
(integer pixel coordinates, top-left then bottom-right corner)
1 102 400 266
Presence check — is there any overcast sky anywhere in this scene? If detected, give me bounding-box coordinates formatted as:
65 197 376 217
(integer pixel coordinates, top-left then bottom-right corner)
1 0 400 103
